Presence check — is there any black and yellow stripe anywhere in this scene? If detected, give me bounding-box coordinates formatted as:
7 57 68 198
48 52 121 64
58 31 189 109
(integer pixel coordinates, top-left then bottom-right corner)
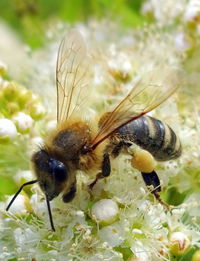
115 115 182 161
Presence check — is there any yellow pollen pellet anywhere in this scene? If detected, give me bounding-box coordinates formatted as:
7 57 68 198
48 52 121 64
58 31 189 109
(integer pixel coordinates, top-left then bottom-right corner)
131 149 156 173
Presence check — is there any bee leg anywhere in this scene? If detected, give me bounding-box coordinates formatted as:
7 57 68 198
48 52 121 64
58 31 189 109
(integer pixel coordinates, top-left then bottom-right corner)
112 141 132 158
89 153 111 190
141 171 171 210
62 184 77 203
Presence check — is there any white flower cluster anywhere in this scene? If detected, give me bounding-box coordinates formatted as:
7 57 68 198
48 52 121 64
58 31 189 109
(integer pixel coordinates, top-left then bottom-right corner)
0 4 200 261
142 0 200 51
141 0 200 26
0 70 45 143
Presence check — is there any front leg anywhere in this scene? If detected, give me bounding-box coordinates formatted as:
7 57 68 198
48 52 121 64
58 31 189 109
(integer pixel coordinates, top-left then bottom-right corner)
89 153 111 189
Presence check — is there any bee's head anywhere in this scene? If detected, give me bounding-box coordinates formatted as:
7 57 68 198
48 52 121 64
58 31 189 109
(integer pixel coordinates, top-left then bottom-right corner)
32 149 69 200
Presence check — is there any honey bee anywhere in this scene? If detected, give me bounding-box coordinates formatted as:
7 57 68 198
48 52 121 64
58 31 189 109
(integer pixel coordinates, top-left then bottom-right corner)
6 30 182 231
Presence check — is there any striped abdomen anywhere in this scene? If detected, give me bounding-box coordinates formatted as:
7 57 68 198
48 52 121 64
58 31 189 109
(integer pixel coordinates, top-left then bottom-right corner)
114 116 182 161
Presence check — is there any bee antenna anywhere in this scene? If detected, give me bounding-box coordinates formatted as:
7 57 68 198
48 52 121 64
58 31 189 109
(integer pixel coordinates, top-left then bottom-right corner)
45 194 55 231
6 180 38 211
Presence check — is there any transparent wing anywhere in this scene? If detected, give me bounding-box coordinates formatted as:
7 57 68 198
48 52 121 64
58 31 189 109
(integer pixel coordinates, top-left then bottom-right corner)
56 30 89 123
91 67 182 149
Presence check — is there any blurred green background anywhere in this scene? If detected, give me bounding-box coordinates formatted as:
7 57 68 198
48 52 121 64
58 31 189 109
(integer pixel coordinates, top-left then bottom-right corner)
0 0 145 48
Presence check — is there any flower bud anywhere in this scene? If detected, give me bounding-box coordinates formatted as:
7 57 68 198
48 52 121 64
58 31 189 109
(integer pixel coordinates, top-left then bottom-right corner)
17 90 33 108
91 199 119 225
0 118 17 141
29 103 45 120
12 112 33 133
3 82 19 101
7 102 20 115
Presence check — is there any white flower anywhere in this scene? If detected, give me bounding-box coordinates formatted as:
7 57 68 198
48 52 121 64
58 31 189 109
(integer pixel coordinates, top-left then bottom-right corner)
184 0 200 23
182 193 200 217
0 118 17 139
108 52 132 76
14 227 40 253
30 136 44 147
127 252 149 261
6 194 27 215
170 232 191 255
29 194 47 218
99 222 125 247
46 120 57 133
14 170 34 184
141 1 153 16
175 33 191 51
141 0 184 24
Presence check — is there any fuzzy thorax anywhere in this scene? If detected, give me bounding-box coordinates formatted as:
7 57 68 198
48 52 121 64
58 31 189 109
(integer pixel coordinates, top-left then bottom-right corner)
45 117 107 175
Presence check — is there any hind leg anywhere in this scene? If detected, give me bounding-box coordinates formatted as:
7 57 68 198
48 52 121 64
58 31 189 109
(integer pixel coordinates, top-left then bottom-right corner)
141 170 171 209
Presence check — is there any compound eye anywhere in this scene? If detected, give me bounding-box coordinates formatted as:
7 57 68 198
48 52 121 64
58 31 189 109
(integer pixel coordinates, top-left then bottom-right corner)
49 159 68 182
